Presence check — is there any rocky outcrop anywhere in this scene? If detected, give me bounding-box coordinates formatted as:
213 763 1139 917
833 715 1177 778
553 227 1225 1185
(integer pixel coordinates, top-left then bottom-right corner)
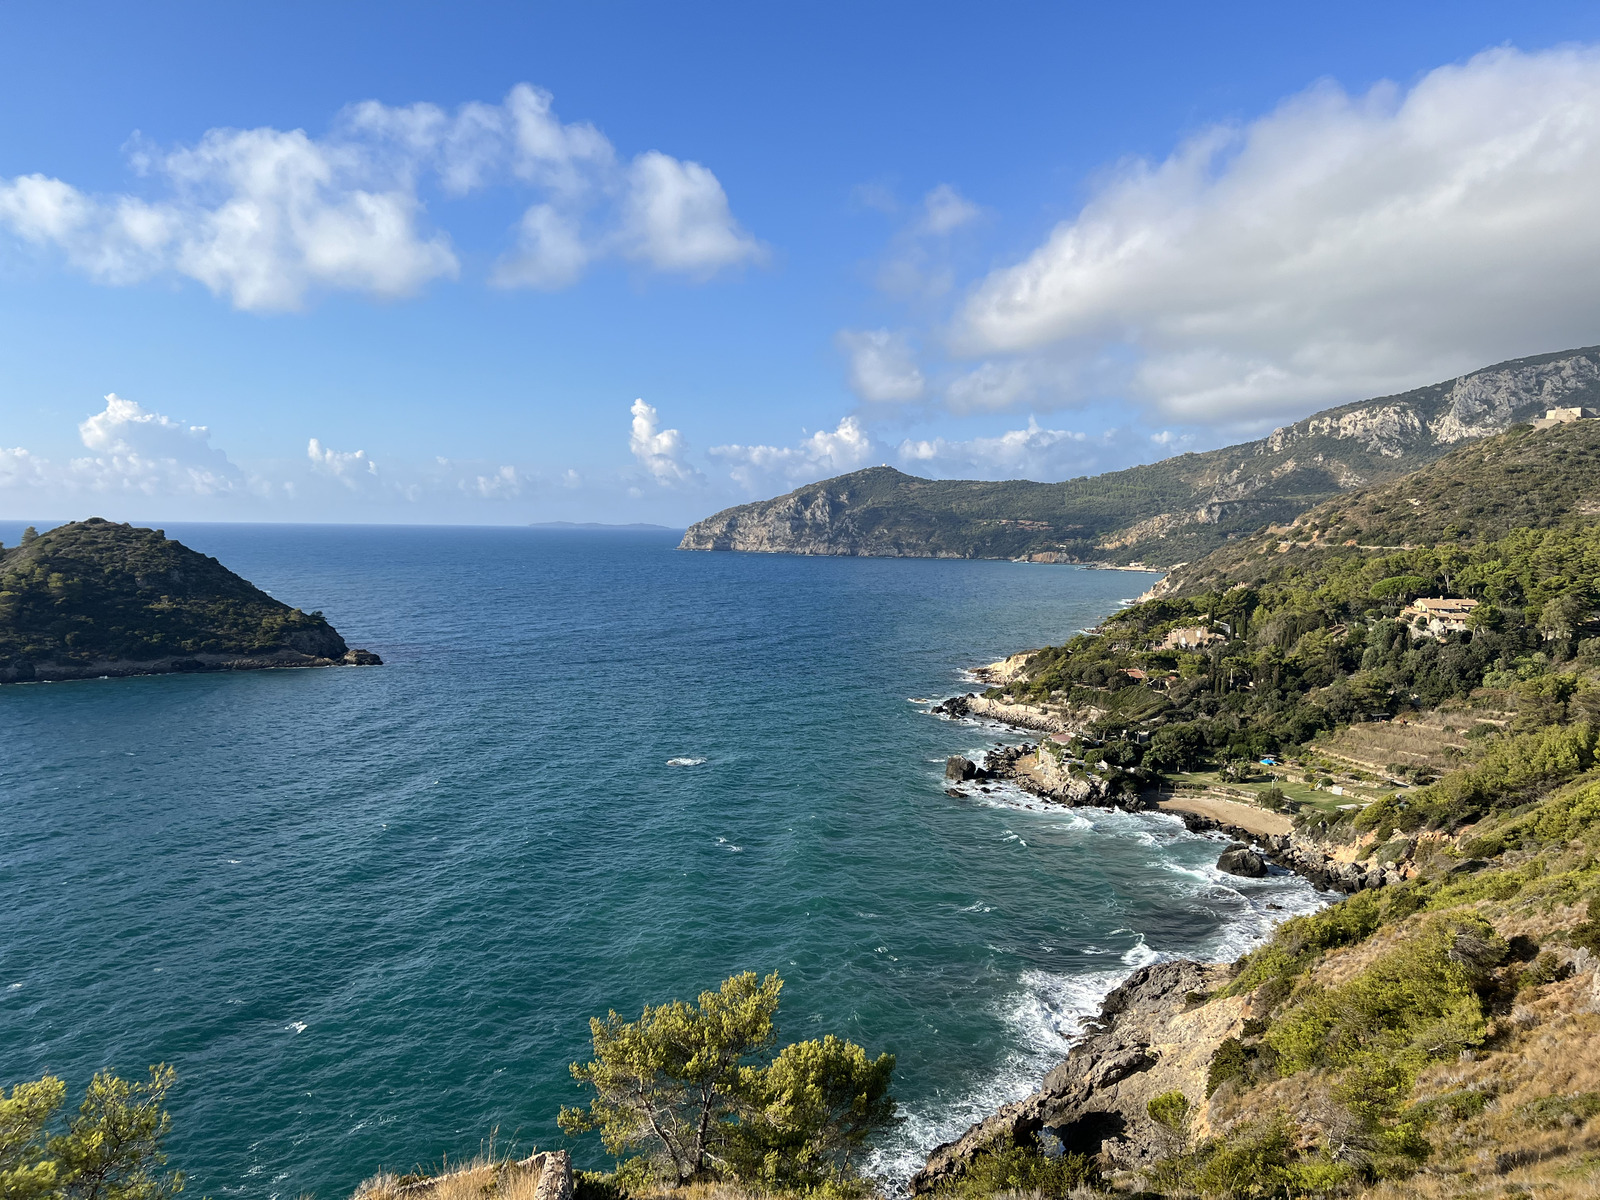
945 755 984 782
932 692 1076 734
911 961 1245 1192
976 743 1122 808
1216 844 1267 878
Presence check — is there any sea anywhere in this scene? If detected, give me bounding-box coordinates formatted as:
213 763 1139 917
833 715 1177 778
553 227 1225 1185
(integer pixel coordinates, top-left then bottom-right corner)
0 523 1326 1198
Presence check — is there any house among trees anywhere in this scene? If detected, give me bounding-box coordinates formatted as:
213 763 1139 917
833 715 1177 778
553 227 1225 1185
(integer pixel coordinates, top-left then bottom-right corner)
1402 596 1480 637
1159 625 1224 650
1531 406 1599 429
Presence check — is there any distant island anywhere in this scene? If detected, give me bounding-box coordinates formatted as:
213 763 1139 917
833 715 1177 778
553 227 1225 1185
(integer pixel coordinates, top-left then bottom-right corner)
531 521 679 531
680 344 1600 566
0 518 381 683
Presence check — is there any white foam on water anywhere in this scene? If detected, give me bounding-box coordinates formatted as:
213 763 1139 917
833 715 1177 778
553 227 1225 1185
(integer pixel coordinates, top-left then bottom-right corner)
666 757 707 766
882 786 1335 1188
6 982 20 991
714 836 744 853
286 1021 307 1034
867 963 1135 1185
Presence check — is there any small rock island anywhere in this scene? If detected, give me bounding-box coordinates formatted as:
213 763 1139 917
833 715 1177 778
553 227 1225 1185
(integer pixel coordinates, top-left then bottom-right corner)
0 518 381 684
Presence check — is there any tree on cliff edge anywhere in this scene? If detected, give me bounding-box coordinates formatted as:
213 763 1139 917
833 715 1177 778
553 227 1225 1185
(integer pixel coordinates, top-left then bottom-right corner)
558 971 896 1188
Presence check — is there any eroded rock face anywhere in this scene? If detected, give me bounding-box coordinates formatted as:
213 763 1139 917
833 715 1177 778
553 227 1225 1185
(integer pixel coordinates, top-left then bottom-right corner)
910 961 1245 1192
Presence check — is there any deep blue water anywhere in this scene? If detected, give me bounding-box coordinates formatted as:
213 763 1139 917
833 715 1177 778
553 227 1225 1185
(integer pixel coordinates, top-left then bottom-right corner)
0 525 1322 1198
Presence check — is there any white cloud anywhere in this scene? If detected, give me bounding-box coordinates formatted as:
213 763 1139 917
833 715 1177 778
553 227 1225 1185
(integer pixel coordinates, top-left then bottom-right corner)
919 184 980 234
0 393 249 497
464 464 524 499
0 83 759 310
491 203 591 289
629 398 703 486
307 437 378 486
945 361 1037 413
710 416 877 492
70 393 246 495
956 45 1600 423
838 329 925 403
619 152 764 274
897 418 1091 480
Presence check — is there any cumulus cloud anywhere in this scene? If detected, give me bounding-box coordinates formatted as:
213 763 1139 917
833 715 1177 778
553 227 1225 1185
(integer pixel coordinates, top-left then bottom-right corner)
72 393 245 494
0 83 760 310
710 416 876 492
0 393 249 497
307 437 378 486
838 329 925 403
630 398 704 486
955 45 1600 423
897 418 1094 480
618 152 765 274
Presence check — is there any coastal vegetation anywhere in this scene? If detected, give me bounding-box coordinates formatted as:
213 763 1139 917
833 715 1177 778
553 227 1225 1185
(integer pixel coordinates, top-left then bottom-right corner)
0 1066 182 1200
559 972 896 1194
916 417 1600 1195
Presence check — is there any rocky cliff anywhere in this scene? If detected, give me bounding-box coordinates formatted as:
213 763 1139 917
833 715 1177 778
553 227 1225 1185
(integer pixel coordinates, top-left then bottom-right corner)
681 345 1600 566
910 960 1245 1191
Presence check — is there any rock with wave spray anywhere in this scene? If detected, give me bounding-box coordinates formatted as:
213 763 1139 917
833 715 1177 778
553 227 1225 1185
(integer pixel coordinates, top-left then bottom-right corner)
910 960 1246 1192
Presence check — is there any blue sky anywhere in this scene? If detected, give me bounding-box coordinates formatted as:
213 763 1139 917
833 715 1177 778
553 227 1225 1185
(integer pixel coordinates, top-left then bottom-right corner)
4 1 1600 525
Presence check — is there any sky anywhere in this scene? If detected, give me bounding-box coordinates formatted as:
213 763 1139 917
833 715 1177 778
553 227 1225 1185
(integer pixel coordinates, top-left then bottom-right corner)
5 1 1600 526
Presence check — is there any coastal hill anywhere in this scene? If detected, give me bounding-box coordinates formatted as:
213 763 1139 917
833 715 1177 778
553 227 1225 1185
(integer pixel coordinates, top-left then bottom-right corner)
910 416 1600 1196
0 518 380 683
1164 416 1600 597
679 345 1600 566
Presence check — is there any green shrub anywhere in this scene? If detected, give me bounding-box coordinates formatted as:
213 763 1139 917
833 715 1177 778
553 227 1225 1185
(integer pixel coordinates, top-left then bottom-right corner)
1266 915 1502 1080
574 1170 632 1200
1517 1092 1600 1130
941 1140 1099 1199
1409 1089 1491 1124
1184 1111 1352 1199
1206 1039 1249 1098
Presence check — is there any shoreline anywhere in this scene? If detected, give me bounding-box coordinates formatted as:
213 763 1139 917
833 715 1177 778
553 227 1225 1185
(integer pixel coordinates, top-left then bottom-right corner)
0 647 382 684
910 645 1373 1188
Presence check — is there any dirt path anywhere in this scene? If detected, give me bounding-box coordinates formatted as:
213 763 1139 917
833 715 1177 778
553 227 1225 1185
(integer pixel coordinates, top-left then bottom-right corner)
1157 795 1294 837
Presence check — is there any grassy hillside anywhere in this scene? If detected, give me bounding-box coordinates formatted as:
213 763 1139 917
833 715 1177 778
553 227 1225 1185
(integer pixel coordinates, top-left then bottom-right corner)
0 518 349 673
682 345 1600 565
1172 419 1600 596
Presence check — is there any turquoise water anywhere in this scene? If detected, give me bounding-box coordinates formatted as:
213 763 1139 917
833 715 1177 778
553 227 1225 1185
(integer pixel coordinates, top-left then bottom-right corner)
0 525 1323 1198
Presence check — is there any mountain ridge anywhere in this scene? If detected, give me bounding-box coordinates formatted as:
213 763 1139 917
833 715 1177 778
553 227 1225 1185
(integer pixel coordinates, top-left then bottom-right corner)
680 345 1600 565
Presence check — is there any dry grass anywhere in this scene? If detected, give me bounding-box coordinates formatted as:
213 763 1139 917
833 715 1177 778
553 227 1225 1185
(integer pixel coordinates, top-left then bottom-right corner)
353 1149 553 1200
1318 713 1480 774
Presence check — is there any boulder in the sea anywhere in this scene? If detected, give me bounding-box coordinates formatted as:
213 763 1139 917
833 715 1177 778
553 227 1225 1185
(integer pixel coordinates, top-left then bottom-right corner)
1217 845 1267 878
946 755 979 781
342 648 383 665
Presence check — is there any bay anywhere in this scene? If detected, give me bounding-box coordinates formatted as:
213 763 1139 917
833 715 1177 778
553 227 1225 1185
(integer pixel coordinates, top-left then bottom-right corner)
0 524 1321 1197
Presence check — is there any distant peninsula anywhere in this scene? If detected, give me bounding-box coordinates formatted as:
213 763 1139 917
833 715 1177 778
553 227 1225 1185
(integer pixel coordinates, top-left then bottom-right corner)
530 520 678 531
680 344 1600 566
0 518 381 684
